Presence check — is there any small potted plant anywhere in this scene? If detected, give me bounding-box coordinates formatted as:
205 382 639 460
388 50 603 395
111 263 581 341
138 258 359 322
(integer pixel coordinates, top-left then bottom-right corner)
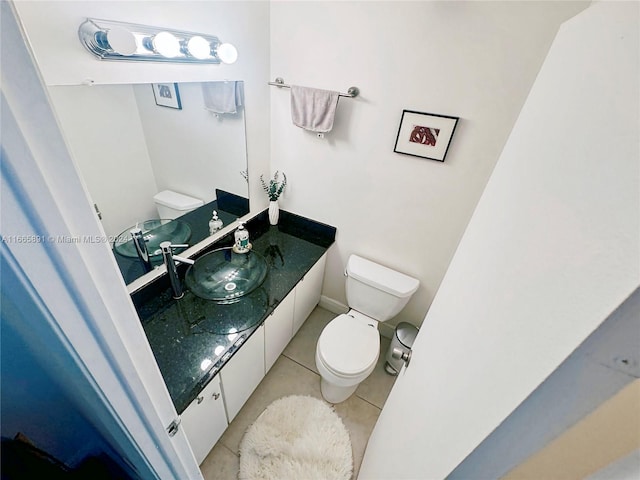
260 171 287 225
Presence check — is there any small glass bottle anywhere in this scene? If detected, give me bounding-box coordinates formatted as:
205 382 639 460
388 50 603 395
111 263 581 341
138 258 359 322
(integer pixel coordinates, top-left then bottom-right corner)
209 210 223 235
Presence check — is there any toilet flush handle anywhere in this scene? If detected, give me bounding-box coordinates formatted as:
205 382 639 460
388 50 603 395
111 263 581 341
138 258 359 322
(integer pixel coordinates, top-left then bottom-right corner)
392 347 412 369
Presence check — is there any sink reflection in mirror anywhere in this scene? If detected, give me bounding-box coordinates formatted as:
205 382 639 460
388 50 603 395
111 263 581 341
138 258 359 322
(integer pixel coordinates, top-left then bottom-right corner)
114 219 192 260
47 81 250 285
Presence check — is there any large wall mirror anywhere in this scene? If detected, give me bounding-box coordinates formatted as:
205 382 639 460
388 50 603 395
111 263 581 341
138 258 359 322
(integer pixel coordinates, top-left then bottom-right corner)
48 81 250 285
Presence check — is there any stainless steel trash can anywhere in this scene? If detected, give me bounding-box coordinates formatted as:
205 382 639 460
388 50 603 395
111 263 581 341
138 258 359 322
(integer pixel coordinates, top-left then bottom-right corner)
385 322 418 375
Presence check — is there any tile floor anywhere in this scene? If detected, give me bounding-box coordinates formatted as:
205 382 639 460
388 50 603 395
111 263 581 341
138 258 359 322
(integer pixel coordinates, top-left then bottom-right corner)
200 306 398 480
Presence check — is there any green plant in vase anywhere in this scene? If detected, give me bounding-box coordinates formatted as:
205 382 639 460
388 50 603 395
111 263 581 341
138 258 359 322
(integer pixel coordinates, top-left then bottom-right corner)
260 171 287 225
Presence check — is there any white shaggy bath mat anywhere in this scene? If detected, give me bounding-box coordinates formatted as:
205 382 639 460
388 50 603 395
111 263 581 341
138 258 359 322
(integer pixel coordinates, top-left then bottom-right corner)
239 395 353 480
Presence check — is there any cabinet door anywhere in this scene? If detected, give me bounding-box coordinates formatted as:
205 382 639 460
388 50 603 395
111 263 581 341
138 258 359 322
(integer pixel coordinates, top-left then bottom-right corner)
293 254 327 334
264 291 295 372
220 326 265 422
180 375 227 465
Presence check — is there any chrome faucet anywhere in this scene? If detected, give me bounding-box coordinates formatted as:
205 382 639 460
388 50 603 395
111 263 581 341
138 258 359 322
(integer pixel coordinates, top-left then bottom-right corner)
159 241 195 299
130 227 152 272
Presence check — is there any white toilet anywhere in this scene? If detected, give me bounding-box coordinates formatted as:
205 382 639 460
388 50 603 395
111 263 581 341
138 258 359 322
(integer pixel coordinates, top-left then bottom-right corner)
315 254 419 403
153 190 204 219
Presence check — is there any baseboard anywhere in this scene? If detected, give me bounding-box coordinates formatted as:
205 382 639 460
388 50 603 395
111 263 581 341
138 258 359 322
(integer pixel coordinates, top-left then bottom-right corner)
318 296 394 339
318 295 348 315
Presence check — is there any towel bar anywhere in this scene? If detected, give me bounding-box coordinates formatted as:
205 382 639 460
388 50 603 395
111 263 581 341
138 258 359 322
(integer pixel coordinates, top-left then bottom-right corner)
268 77 359 98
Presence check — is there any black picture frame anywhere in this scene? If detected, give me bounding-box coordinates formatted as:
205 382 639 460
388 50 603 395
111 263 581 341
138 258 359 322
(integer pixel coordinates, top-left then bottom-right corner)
394 110 459 162
151 83 182 109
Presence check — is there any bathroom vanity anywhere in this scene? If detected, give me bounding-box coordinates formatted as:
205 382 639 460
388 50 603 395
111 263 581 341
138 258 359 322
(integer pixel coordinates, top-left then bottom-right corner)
131 210 335 464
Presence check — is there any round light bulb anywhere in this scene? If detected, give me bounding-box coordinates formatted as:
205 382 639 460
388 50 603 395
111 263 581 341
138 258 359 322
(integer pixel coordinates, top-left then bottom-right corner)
217 43 238 64
187 36 211 59
106 27 137 56
153 31 180 58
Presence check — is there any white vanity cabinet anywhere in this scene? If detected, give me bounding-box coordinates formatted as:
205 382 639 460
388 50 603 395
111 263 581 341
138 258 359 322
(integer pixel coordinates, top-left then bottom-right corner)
265 252 327 371
180 375 227 465
293 254 326 335
264 290 296 372
219 326 265 422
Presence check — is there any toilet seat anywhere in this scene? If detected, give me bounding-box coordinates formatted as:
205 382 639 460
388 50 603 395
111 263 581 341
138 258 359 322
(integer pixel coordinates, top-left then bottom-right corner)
317 313 380 377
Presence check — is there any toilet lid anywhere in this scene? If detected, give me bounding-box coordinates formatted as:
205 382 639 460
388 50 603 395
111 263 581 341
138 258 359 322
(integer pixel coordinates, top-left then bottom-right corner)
318 314 380 376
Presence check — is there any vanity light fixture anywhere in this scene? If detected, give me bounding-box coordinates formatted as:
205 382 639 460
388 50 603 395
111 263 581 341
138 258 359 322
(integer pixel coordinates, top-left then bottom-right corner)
78 18 238 64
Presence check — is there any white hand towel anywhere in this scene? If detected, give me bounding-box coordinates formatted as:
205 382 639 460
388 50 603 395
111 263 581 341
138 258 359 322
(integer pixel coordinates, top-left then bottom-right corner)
202 81 244 114
290 85 339 133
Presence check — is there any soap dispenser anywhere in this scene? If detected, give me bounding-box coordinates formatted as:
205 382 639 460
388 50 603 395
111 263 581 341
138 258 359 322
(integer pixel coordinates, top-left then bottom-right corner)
233 222 251 253
209 210 223 235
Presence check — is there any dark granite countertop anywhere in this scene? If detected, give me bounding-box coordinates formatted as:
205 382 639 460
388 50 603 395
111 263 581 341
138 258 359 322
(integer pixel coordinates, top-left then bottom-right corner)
132 210 336 413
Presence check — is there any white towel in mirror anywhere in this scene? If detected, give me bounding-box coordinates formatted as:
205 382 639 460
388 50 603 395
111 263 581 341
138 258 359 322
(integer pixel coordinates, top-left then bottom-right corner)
290 85 339 133
202 81 244 114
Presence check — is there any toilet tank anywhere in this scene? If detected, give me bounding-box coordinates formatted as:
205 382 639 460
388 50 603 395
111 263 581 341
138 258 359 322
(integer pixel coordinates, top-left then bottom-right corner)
153 190 204 220
345 254 420 322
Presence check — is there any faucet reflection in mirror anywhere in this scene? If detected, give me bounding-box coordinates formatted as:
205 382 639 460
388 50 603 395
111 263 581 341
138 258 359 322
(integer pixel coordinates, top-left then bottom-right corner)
78 18 238 64
130 226 152 273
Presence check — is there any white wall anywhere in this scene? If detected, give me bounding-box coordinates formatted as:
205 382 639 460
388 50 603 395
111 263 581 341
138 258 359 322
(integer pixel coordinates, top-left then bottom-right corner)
270 0 589 332
359 1 639 478
14 0 271 216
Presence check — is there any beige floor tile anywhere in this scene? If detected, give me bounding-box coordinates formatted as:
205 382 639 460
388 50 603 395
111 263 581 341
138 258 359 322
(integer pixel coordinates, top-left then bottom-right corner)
200 442 238 480
333 394 382 479
282 306 334 373
218 355 322 455
355 336 398 409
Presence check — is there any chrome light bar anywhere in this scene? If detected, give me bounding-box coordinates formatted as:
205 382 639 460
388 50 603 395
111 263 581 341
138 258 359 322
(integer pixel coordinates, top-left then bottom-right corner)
78 18 238 64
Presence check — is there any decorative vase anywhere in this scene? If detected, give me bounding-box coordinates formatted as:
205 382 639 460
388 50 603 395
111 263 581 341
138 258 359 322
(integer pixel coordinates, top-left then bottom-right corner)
268 200 280 225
